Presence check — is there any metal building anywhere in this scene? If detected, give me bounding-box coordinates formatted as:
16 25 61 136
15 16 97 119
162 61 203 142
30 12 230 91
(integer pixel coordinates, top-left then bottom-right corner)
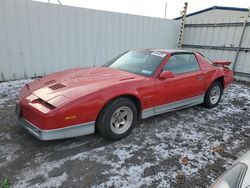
175 6 249 21
176 6 250 81
0 0 180 81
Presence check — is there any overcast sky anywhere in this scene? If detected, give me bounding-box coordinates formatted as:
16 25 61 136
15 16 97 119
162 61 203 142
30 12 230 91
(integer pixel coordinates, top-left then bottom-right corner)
36 0 250 19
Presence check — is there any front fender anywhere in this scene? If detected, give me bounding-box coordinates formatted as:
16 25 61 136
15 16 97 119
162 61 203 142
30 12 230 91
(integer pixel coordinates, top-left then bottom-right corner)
56 81 149 128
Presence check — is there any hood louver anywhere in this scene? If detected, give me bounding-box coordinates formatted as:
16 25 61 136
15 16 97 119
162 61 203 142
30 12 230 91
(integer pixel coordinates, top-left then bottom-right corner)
48 83 66 90
44 80 56 86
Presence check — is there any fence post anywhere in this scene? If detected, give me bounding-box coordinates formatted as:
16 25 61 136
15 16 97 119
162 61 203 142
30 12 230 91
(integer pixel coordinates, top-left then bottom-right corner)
233 8 250 71
233 20 247 71
178 2 188 49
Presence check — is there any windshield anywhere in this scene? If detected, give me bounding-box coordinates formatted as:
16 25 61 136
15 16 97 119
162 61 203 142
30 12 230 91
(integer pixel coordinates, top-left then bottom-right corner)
103 51 166 77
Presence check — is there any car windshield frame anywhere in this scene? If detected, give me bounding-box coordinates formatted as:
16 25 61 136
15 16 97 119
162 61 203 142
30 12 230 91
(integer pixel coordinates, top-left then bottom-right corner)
103 50 167 77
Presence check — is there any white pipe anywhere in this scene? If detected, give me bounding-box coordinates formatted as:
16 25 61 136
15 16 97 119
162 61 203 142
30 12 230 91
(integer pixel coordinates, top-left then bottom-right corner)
164 2 167 19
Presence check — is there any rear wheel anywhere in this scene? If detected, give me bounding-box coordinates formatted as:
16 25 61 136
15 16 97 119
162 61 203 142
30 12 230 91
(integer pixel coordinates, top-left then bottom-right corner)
204 81 223 108
96 98 137 140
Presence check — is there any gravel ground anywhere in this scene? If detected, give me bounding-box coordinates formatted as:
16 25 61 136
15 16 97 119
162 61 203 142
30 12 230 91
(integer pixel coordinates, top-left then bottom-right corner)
0 79 250 188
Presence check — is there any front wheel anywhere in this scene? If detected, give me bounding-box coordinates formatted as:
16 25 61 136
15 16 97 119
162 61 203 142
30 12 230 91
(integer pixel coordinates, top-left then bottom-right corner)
96 98 137 140
204 81 223 108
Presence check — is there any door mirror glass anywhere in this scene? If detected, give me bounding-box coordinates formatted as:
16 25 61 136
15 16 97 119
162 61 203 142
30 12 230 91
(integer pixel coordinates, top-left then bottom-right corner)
159 71 175 79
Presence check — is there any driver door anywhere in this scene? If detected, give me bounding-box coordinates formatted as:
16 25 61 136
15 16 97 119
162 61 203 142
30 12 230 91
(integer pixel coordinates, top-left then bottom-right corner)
155 53 205 114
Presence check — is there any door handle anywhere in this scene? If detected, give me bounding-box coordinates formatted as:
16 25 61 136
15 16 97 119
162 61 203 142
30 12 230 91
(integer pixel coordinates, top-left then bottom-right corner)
197 75 204 80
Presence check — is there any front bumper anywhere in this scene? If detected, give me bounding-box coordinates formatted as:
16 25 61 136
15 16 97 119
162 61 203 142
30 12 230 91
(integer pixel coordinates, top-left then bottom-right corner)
18 117 95 140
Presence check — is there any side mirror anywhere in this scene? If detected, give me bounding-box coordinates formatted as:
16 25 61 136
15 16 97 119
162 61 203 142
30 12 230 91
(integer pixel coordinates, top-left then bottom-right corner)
159 71 175 80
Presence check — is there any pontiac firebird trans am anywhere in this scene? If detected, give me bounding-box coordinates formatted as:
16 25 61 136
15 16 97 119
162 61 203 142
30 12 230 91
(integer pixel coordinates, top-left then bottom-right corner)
16 49 233 140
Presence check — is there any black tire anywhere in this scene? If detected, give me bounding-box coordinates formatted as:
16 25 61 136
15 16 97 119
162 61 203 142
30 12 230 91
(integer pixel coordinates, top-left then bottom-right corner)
203 81 223 108
96 98 137 140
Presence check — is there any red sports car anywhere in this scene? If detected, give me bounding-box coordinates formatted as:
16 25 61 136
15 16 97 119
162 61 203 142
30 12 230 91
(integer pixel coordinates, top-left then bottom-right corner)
16 49 233 140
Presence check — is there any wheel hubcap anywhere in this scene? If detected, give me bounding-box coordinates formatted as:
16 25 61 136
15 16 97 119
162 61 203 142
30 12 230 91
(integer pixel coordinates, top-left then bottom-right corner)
210 85 221 105
110 106 133 134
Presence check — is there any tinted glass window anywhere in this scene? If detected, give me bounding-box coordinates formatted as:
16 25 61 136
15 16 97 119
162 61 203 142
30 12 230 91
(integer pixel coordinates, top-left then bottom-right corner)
197 52 213 65
163 54 200 74
104 51 166 77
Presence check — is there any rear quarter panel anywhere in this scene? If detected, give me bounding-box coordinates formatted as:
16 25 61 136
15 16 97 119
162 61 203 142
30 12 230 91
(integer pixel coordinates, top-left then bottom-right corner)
222 68 234 89
195 53 233 91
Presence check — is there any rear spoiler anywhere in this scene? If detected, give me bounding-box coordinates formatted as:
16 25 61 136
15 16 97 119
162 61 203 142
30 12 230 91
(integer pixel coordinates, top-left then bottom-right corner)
213 61 232 67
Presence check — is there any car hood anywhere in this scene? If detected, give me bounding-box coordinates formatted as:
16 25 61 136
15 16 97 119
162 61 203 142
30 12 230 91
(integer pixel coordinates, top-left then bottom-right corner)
27 67 144 107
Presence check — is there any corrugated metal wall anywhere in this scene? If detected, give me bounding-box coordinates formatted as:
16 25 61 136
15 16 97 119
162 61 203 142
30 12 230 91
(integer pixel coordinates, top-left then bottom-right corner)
182 18 250 81
0 0 180 81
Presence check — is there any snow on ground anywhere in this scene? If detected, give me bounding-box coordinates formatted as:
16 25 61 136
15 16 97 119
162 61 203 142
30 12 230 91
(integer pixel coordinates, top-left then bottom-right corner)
0 79 33 104
0 144 20 168
0 79 250 187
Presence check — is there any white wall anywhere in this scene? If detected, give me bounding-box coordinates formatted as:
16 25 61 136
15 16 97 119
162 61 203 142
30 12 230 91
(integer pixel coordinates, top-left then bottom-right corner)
0 0 180 81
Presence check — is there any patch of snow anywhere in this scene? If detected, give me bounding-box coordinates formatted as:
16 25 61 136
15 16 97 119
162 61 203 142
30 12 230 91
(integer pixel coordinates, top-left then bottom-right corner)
14 157 69 188
113 145 141 161
97 162 153 188
0 132 11 141
0 79 33 104
32 172 68 188
0 144 20 167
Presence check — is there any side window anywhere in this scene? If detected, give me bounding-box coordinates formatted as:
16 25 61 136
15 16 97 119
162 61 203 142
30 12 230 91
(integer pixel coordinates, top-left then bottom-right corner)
163 54 200 74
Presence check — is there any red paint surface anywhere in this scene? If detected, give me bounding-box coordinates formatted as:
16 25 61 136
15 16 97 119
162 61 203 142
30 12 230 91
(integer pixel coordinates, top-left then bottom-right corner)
18 50 233 130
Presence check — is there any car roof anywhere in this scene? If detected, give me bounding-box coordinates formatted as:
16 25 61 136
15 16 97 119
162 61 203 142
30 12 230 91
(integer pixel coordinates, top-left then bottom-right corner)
135 48 194 54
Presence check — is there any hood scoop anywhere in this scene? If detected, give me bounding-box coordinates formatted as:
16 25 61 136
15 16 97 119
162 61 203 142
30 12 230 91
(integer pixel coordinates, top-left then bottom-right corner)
44 80 56 86
48 83 66 90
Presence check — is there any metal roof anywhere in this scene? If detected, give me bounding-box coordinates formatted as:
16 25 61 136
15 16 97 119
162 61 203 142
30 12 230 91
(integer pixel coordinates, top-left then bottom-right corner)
174 6 249 20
